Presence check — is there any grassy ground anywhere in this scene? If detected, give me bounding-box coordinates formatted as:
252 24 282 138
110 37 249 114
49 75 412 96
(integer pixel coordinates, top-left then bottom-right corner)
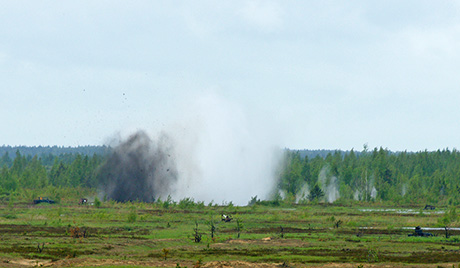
0 200 460 267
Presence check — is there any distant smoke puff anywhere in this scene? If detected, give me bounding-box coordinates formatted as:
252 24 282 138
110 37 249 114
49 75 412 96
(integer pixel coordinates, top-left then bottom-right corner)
97 130 177 202
318 166 340 203
296 183 310 203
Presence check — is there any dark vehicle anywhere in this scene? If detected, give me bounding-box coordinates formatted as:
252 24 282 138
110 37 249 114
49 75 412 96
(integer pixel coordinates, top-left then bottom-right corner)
221 214 232 222
408 226 433 237
424 205 435 210
33 197 55 204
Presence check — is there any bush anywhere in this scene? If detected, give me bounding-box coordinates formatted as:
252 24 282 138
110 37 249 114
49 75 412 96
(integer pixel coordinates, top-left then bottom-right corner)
162 195 175 209
127 208 137 223
68 226 87 238
248 196 259 206
178 197 195 209
94 197 101 208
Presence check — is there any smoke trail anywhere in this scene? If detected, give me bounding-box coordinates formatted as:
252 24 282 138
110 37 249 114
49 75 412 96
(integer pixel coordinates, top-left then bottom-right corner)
97 131 177 202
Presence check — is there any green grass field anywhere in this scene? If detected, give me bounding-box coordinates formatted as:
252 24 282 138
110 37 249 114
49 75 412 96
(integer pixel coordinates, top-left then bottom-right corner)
1 200 460 267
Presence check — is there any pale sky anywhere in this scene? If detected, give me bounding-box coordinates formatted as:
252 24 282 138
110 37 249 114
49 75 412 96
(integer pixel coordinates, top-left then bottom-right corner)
1 1 460 151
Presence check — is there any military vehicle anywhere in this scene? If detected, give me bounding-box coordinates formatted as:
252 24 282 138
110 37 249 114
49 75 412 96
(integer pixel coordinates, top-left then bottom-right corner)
33 197 55 204
408 226 433 237
221 214 232 222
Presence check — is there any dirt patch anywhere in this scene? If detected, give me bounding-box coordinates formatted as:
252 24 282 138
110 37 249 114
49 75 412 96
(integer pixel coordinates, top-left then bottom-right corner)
0 224 68 236
224 238 309 248
1 258 52 267
229 239 253 244
0 224 154 238
245 227 319 234
43 258 196 267
202 260 289 268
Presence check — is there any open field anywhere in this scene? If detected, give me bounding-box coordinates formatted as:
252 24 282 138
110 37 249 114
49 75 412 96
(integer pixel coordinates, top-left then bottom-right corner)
1 201 460 268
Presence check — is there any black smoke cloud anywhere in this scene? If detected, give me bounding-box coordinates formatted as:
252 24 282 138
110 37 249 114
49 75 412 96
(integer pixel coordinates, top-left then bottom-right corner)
97 130 177 202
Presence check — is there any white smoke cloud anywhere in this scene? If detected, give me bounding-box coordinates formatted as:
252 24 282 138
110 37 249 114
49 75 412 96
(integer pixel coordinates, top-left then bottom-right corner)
353 189 360 201
353 175 378 201
401 183 407 196
296 183 309 203
160 93 282 205
318 166 340 203
326 176 340 203
370 186 378 199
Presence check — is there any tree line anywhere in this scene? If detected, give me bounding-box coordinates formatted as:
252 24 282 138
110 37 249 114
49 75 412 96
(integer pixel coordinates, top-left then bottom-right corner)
278 147 460 205
0 145 109 160
1 146 459 206
0 151 104 193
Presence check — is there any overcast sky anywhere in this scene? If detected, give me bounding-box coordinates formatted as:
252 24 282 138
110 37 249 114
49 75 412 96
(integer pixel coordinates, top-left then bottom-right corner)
1 1 459 151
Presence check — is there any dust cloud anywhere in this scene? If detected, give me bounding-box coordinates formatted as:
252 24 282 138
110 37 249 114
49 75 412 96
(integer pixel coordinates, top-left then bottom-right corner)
98 94 282 205
97 131 177 202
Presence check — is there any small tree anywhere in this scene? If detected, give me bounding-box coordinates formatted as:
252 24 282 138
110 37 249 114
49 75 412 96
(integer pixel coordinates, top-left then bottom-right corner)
271 192 282 206
209 220 216 239
94 197 101 208
127 208 137 223
236 219 243 238
308 184 324 202
163 195 174 209
194 221 201 243
37 243 45 253
248 196 259 206
334 219 343 228
162 248 170 260
445 226 450 239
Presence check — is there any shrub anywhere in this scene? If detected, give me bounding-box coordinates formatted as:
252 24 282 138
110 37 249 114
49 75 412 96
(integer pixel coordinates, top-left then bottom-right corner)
69 226 87 238
94 197 101 208
162 195 175 209
178 197 195 209
127 208 137 223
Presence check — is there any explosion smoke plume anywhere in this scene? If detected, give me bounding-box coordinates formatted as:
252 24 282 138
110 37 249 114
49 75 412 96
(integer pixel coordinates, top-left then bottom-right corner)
97 131 177 202
97 94 281 205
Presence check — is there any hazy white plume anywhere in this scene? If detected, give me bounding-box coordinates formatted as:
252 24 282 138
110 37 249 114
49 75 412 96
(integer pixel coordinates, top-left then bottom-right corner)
318 166 340 203
370 186 378 199
353 175 378 201
102 93 282 205
165 94 281 205
401 183 407 196
296 183 310 203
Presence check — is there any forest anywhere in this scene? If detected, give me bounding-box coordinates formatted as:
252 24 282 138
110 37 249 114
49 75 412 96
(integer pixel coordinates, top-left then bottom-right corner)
0 145 459 206
279 147 460 206
2 145 460 268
